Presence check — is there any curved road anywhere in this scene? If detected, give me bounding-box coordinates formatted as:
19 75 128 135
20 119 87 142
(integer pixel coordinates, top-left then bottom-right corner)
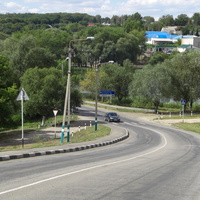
0 105 200 200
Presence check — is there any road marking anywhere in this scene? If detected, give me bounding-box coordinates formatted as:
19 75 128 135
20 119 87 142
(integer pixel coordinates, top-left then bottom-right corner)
124 122 138 126
124 122 133 125
0 128 167 196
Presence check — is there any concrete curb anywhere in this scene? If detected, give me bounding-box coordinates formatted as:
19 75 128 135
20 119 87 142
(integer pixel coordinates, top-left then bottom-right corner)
0 130 129 162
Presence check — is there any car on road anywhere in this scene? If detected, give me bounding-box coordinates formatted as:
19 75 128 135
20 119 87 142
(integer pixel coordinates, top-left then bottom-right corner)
104 112 120 122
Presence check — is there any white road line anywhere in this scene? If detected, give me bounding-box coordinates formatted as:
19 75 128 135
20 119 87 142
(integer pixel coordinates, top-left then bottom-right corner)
124 122 138 126
0 128 168 196
123 122 133 126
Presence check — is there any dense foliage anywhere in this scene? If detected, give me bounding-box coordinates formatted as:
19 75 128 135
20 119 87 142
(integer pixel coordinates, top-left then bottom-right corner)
1 11 200 127
129 50 200 112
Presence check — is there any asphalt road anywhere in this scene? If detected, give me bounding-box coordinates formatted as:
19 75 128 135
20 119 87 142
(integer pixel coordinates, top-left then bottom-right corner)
0 105 200 200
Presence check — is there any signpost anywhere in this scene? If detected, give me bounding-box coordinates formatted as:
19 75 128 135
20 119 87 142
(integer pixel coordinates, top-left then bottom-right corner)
181 100 186 122
100 90 115 103
53 110 58 138
16 88 29 148
100 90 115 97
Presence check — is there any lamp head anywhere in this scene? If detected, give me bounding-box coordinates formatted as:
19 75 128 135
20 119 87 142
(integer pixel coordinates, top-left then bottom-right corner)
86 37 95 40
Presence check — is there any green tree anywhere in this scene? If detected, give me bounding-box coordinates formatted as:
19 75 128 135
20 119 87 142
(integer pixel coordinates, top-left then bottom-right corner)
116 35 140 64
20 67 66 124
0 55 18 127
149 21 163 31
101 41 117 62
124 19 143 32
164 50 200 110
80 71 104 94
129 64 171 112
192 13 200 25
0 34 56 83
143 16 155 30
148 52 169 65
130 50 200 112
175 14 189 26
99 63 133 104
159 15 174 26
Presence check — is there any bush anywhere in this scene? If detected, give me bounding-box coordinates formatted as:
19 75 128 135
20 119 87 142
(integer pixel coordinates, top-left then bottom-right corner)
131 97 152 108
163 102 182 109
11 114 21 126
120 98 133 106
192 103 200 112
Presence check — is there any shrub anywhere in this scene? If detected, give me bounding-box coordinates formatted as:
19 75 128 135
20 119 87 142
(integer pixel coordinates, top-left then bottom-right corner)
131 97 152 108
11 114 21 126
163 102 181 109
192 103 200 112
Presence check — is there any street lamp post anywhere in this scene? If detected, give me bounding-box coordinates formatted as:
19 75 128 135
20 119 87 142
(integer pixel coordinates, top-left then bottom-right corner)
61 37 94 143
95 66 98 131
95 60 100 131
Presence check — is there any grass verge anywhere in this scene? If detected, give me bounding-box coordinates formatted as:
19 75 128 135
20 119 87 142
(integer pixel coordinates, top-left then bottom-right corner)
0 125 111 152
172 123 200 134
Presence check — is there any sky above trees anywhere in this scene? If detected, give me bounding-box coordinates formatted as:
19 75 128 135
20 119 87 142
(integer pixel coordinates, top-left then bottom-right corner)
0 0 199 20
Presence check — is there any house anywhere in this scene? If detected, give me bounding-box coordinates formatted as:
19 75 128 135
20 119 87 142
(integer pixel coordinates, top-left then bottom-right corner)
145 31 180 53
145 31 200 53
88 23 95 26
181 35 200 48
145 31 182 45
161 26 183 35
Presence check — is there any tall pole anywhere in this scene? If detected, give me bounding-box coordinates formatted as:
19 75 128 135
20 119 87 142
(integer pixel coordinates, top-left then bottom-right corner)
67 42 72 142
61 69 70 143
21 90 24 148
95 63 98 131
61 37 95 142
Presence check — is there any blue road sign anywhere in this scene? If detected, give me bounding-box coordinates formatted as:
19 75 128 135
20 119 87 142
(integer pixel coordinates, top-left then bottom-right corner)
181 100 186 105
100 90 115 96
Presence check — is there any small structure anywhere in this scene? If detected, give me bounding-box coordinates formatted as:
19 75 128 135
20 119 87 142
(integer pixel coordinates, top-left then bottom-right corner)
177 44 192 52
161 26 183 35
181 35 200 48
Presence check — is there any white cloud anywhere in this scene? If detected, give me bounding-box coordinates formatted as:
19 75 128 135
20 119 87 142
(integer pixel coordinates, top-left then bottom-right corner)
29 8 40 13
5 2 20 8
1 0 200 19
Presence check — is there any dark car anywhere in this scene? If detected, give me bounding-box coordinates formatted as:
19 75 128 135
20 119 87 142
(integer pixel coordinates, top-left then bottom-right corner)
104 112 120 122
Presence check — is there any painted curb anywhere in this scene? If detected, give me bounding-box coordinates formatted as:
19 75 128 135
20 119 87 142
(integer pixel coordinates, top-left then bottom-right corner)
0 130 129 162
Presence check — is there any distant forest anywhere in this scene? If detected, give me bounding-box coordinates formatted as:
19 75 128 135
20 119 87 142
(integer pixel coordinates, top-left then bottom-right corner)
1 12 200 35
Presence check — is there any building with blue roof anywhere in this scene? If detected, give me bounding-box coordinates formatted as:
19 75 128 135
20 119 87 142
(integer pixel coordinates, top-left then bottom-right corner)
145 31 182 45
145 31 200 53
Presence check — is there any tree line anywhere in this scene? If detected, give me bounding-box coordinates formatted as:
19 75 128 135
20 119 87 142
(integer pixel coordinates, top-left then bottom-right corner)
1 12 200 34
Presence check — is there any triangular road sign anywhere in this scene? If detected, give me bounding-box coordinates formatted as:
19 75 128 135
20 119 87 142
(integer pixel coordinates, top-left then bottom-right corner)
53 110 58 116
16 88 29 101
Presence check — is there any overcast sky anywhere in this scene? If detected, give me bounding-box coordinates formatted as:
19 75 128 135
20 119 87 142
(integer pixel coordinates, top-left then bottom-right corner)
0 0 199 20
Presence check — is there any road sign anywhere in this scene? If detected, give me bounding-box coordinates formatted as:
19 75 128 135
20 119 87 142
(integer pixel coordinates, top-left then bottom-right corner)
16 88 29 101
181 100 186 105
53 110 58 116
16 88 29 148
100 90 115 97
53 110 58 139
